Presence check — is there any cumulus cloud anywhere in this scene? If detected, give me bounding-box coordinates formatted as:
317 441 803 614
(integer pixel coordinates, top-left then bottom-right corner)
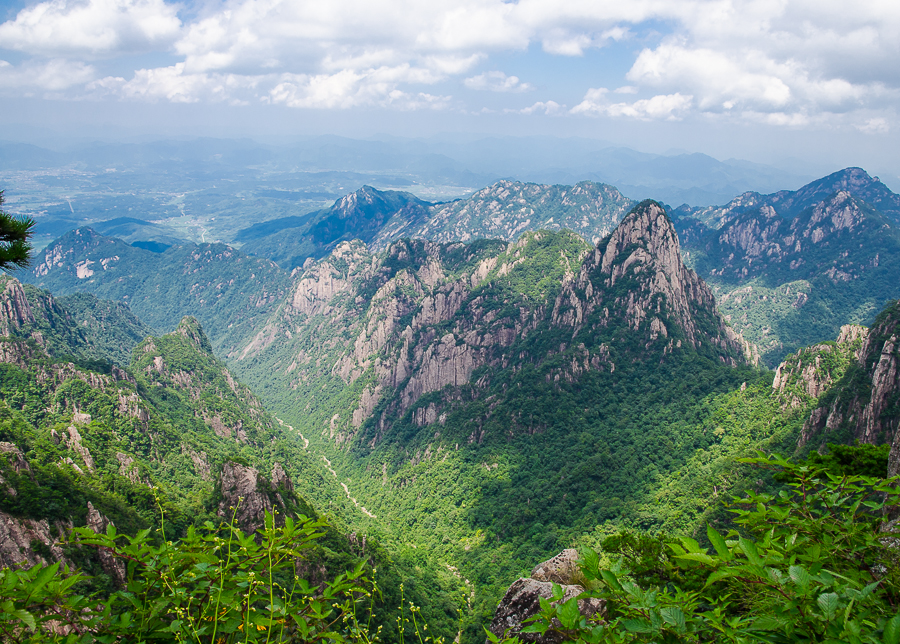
572 87 692 120
89 64 262 104
0 0 181 58
267 67 452 110
0 0 898 122
517 100 563 115
464 71 533 92
0 58 96 91
855 117 891 134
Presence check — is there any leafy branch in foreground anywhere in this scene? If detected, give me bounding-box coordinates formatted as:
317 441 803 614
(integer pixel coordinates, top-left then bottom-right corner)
503 452 900 643
0 509 380 643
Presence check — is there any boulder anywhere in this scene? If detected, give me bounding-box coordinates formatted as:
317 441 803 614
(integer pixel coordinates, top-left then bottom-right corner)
488 551 605 643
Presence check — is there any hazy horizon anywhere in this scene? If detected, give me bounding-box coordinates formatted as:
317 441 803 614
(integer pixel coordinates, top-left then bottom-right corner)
0 0 898 186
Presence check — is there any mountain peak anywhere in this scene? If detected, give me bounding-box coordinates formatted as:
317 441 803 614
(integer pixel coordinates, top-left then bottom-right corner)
599 199 680 277
553 200 751 363
175 316 214 355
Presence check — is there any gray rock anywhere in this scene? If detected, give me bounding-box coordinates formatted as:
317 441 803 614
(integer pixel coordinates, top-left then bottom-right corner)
531 548 580 585
217 461 296 534
86 502 127 586
488 551 605 644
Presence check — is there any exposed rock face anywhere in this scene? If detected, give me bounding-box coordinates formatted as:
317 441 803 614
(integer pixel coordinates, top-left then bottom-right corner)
695 191 885 284
234 208 749 453
488 550 605 644
86 502 127 586
217 461 296 533
531 549 581 585
374 180 634 249
551 200 749 363
802 303 900 451
772 325 867 412
0 511 70 569
677 167 900 231
0 277 38 338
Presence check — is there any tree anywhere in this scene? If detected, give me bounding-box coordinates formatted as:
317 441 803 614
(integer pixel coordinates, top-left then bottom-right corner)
0 190 35 271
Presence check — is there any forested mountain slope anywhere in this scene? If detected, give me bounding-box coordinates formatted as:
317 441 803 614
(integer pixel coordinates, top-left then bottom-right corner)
225 201 769 638
25 227 292 356
0 280 463 639
239 186 432 268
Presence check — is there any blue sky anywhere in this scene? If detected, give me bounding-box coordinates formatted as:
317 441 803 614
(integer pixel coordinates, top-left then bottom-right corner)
1 0 898 181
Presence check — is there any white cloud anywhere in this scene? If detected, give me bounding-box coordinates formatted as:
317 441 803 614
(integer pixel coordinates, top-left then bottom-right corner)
572 87 692 120
0 0 899 122
464 71 532 92
517 100 562 115
855 117 891 134
267 67 452 110
0 58 95 91
0 0 181 58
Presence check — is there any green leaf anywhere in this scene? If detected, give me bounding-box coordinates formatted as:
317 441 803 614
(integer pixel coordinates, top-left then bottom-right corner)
739 537 763 567
884 615 900 644
600 570 624 593
579 548 600 579
675 552 717 565
817 592 839 617
679 537 702 553
622 618 653 633
705 569 739 586
12 609 36 632
789 565 810 588
28 562 60 596
556 598 581 630
707 524 732 561
660 606 686 631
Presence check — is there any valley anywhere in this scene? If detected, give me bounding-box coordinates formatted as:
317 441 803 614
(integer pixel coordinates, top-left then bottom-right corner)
3 159 900 642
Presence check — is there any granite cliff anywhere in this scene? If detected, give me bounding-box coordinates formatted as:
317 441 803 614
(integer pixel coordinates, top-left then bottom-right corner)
801 302 900 453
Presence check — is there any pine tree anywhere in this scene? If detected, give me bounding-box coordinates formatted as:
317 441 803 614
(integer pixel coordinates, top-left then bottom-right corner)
0 190 34 270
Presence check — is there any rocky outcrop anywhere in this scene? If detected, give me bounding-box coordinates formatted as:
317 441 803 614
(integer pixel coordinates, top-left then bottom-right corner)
0 444 71 569
86 502 127 586
0 277 38 338
217 461 296 534
552 200 749 363
374 180 634 249
678 167 900 231
802 303 900 450
0 511 70 569
488 549 605 643
772 325 867 411
695 191 890 284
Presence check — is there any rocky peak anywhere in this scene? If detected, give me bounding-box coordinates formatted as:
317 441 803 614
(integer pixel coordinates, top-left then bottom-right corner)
174 316 214 355
780 167 899 220
773 324 867 410
554 200 748 361
0 276 37 338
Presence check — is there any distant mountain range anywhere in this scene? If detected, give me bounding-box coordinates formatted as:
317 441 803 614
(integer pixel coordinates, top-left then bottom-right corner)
24 166 900 367
237 180 634 268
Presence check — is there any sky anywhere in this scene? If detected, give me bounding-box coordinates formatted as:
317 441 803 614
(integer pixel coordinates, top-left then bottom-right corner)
1 0 899 179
